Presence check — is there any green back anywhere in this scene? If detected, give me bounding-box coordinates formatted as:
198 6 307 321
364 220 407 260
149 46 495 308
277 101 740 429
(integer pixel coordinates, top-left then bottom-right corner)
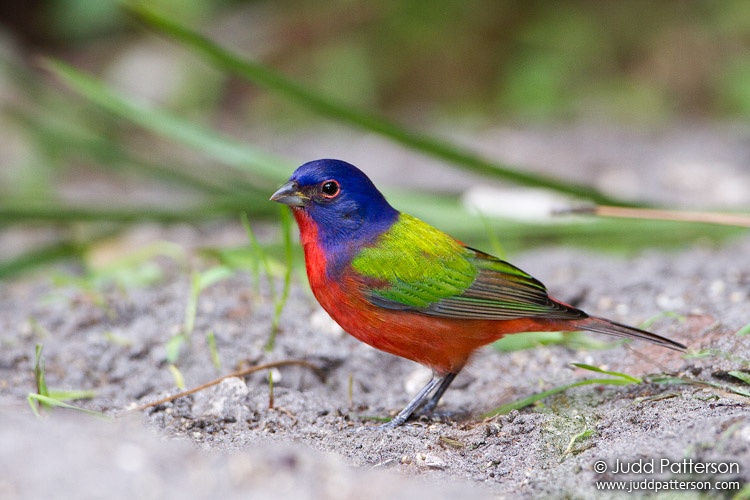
351 213 583 321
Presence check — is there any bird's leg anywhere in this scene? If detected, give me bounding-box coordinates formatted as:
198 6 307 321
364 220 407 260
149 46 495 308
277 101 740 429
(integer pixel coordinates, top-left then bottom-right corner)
377 373 454 429
416 371 457 416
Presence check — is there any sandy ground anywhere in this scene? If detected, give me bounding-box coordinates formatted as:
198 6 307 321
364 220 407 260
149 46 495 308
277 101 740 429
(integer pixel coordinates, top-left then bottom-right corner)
1 125 750 499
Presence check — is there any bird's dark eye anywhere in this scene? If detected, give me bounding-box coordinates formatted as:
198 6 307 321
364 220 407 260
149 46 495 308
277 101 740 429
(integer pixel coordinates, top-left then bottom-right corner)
320 180 340 199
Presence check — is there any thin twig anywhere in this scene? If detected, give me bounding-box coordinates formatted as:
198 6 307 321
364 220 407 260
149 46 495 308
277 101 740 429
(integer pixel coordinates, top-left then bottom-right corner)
558 205 750 228
130 359 322 412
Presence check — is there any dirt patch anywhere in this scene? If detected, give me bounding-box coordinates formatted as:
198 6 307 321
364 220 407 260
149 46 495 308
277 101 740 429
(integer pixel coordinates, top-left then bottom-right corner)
1 225 748 498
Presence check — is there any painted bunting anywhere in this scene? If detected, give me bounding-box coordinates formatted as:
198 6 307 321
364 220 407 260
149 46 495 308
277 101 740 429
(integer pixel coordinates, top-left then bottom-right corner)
271 159 686 428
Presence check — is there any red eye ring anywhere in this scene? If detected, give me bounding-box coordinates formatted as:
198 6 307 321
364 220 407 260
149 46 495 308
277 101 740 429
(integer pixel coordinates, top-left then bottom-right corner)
320 180 340 199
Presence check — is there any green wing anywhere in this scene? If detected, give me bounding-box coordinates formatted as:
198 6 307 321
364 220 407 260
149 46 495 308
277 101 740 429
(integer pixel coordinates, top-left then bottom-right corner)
351 214 583 321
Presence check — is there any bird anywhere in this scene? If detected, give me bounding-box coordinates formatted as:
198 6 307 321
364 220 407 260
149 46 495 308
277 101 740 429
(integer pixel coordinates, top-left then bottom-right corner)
270 159 686 428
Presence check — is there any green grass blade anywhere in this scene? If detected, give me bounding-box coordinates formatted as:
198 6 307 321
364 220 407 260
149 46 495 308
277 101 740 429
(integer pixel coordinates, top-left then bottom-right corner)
128 3 631 206
481 377 636 418
27 394 107 418
266 206 294 351
728 371 750 385
168 364 186 390
0 197 276 224
570 363 642 383
34 344 49 398
0 241 84 280
241 212 277 297
493 331 619 352
7 106 243 197
206 331 221 369
48 389 96 400
648 374 750 398
165 334 186 364
43 58 291 185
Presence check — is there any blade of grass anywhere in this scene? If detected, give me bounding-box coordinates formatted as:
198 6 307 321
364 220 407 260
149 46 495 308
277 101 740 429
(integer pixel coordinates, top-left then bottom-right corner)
83 240 186 287
482 377 636 418
127 3 632 206
29 344 103 417
165 334 185 364
684 348 750 369
6 106 247 197
43 58 292 186
0 241 84 280
570 363 642 383
266 206 294 351
483 362 643 417
34 344 49 399
28 394 107 418
646 374 750 398
183 266 234 337
168 265 234 363
494 331 619 352
0 196 276 224
241 212 276 297
728 371 750 385
168 364 186 390
206 330 221 369
48 389 96 400
132 359 323 412
563 428 596 456
268 370 274 409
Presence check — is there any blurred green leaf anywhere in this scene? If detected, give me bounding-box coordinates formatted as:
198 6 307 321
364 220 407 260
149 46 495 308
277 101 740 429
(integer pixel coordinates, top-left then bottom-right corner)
43 59 291 186
127 3 632 206
728 370 750 385
571 363 642 383
493 331 619 352
28 394 105 418
482 376 636 418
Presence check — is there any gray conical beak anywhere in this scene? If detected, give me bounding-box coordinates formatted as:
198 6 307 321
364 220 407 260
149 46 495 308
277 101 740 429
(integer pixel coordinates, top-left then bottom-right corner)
270 180 306 207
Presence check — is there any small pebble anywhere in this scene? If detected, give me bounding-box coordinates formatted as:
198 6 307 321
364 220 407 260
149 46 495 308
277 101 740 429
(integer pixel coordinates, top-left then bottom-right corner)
416 452 447 469
597 296 613 312
310 308 345 337
656 293 685 310
709 280 725 296
404 366 433 395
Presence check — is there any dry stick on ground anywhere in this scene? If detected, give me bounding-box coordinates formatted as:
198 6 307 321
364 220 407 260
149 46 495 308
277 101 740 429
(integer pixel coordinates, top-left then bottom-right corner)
557 205 750 228
129 360 324 413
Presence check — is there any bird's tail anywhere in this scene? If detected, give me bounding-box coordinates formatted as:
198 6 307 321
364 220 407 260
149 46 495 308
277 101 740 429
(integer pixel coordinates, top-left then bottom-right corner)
575 316 686 352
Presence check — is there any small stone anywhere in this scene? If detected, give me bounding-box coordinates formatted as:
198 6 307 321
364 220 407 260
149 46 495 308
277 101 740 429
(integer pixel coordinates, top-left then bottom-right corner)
192 377 250 422
404 366 433 395
267 368 282 383
417 452 447 469
709 280 725 296
597 296 613 312
310 308 344 337
656 293 685 310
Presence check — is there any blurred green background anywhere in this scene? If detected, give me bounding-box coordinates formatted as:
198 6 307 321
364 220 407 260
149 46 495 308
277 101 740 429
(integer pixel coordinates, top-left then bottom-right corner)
1 0 748 278
8 0 750 121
